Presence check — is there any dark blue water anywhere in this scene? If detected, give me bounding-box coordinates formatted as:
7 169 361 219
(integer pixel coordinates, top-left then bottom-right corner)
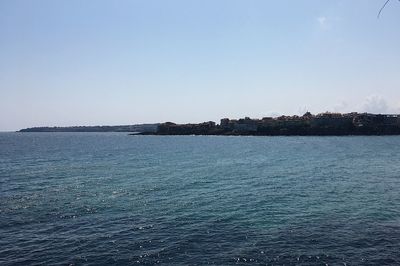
1 133 400 265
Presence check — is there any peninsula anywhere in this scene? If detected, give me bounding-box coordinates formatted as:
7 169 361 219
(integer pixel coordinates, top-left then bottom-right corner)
18 112 400 136
19 124 158 133
140 112 400 136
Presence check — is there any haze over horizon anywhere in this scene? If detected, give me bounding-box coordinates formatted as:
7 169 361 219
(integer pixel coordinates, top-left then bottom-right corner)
1 0 400 131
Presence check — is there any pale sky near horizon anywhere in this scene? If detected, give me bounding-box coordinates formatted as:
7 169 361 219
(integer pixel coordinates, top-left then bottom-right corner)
1 0 400 131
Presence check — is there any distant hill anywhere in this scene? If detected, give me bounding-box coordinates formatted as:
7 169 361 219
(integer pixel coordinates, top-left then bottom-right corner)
19 124 159 133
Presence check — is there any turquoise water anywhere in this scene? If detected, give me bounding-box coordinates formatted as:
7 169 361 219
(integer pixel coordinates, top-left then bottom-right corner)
1 133 400 265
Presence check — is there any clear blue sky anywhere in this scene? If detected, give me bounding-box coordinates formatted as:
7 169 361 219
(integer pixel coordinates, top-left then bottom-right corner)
1 0 400 130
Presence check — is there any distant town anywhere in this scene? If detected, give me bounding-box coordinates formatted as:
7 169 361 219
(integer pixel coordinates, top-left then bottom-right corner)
19 112 400 136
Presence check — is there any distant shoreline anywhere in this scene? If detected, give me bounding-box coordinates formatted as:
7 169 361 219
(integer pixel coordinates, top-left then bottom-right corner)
18 124 159 133
19 112 400 136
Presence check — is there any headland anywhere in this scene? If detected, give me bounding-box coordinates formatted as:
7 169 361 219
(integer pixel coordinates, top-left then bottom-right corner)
140 112 400 136
18 112 400 136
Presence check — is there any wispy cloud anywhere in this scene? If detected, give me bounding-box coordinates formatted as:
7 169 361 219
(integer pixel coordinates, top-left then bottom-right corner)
332 101 350 113
317 16 329 30
361 94 390 114
328 95 398 114
317 16 327 26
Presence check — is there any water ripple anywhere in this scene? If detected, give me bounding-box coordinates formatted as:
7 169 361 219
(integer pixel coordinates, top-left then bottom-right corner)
1 133 400 265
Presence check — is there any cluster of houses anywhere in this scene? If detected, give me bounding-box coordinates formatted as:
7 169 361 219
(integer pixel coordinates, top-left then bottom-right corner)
152 112 400 135
220 112 400 132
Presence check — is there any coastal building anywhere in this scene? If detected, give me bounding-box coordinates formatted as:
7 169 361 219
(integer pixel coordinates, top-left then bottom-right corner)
152 112 400 136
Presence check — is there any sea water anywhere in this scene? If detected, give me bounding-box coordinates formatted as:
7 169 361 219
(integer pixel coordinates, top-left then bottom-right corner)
1 133 400 265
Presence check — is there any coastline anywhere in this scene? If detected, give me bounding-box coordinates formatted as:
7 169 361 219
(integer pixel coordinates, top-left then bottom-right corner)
18 112 400 136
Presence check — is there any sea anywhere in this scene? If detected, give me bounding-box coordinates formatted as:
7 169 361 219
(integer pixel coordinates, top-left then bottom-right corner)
1 132 400 265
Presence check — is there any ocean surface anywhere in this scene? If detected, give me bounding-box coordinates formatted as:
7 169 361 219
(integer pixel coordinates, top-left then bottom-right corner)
1 133 400 265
